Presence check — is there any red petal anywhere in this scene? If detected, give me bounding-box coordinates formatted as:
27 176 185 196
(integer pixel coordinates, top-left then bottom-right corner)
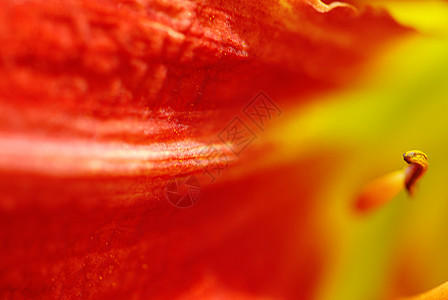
0 0 411 298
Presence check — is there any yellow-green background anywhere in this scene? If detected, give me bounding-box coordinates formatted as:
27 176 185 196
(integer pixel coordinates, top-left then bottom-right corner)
267 2 448 299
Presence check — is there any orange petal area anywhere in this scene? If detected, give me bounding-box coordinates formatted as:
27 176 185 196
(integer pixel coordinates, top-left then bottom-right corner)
0 0 413 299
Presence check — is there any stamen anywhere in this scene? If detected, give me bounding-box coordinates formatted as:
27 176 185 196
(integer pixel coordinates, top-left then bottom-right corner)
403 150 428 195
355 170 405 213
355 150 428 213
